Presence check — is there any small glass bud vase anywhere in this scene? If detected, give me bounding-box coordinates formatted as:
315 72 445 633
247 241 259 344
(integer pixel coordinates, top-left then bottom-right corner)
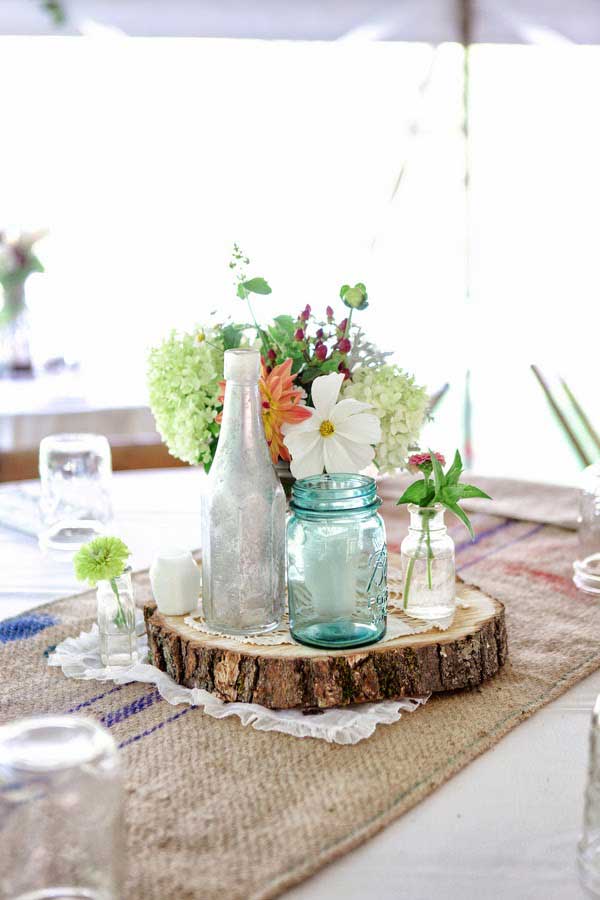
574 463 600 594
97 567 138 667
287 474 387 649
401 503 456 621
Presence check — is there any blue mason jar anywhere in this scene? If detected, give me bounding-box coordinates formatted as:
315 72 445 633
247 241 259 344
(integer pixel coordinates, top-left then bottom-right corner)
287 474 387 649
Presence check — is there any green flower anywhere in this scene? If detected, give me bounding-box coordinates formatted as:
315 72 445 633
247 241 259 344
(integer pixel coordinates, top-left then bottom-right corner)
342 364 429 474
147 326 225 469
73 536 131 586
340 283 368 311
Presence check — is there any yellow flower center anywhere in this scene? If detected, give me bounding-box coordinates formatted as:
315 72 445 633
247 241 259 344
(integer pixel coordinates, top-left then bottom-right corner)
319 419 335 438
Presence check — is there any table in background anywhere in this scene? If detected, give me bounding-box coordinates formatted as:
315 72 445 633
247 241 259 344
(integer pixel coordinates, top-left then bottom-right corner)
0 369 156 452
0 468 593 900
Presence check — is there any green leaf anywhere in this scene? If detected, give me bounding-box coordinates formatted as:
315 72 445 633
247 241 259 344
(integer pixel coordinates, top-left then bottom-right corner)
445 449 463 485
236 283 248 300
429 448 445 497
458 484 492 500
441 484 492 503
272 315 296 335
221 322 246 350
441 499 475 539
241 277 272 295
396 480 435 507
339 284 350 300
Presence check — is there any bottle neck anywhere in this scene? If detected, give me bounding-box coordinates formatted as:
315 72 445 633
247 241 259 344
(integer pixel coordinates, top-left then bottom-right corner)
217 380 271 461
408 504 446 534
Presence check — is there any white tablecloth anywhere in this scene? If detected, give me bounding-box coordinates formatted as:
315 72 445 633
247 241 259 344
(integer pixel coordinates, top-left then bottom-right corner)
0 468 592 900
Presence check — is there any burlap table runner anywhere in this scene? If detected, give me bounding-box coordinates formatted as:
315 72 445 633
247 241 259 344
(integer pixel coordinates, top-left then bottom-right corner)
1 476 594 900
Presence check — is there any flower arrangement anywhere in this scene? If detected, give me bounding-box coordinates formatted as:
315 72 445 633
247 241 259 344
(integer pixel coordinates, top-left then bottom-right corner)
0 230 46 326
396 450 491 606
74 536 131 627
148 246 429 477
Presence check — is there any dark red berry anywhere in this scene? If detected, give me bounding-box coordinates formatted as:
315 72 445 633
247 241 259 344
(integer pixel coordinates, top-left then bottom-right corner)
267 348 276 360
338 338 351 353
326 305 334 319
316 328 324 339
315 343 327 361
294 328 305 341
338 318 348 333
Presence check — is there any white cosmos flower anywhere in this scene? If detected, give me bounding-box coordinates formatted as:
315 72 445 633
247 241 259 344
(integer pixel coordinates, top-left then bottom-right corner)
282 372 381 479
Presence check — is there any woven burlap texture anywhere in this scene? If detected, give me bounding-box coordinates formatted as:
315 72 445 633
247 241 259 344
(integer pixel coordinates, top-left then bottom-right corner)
0 477 593 900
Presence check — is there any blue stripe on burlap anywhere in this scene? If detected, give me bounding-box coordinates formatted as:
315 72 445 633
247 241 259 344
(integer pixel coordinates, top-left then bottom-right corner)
458 523 544 573
100 688 163 728
118 706 196 750
0 613 58 644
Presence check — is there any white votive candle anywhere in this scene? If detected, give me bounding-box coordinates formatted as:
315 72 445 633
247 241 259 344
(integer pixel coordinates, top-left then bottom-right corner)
149 549 201 616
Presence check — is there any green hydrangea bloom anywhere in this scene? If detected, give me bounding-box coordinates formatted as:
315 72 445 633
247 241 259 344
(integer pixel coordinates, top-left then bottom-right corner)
73 536 131 586
342 364 429 474
147 327 224 467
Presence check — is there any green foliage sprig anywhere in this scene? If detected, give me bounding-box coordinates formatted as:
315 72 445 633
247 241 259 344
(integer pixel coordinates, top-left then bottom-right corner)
396 450 491 539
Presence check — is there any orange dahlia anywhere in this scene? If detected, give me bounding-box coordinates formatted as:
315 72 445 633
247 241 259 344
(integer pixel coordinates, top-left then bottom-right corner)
260 358 311 463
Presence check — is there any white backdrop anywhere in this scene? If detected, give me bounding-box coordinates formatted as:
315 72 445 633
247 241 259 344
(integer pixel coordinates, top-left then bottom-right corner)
1 33 599 480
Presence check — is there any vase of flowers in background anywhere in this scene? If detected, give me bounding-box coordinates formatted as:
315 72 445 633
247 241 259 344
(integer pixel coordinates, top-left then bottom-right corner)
147 245 430 486
397 450 491 621
0 230 46 376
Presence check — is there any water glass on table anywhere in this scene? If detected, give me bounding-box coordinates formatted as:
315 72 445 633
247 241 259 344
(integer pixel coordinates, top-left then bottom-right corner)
579 695 600 895
0 715 124 900
39 433 113 556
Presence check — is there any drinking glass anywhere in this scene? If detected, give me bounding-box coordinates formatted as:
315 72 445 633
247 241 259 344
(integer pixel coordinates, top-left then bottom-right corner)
579 695 600 895
574 463 600 594
0 715 124 900
39 433 113 555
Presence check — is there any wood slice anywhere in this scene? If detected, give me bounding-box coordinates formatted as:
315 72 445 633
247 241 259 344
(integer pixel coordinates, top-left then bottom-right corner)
144 580 507 710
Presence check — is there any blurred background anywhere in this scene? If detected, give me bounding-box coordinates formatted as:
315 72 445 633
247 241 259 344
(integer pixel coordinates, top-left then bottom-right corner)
1 0 599 484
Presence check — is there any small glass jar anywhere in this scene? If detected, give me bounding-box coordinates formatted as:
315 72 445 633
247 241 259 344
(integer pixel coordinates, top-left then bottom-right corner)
578 694 600 894
401 503 456 620
97 567 138 667
574 463 600 594
0 715 123 900
39 433 113 556
287 474 387 649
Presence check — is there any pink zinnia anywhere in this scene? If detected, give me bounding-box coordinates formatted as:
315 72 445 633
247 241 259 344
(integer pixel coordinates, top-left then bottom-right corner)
407 451 446 474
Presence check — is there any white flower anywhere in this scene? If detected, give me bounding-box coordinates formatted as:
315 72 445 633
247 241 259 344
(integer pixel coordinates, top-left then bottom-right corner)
282 372 381 479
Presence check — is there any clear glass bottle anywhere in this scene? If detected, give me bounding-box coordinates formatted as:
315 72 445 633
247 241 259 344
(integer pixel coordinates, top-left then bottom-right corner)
287 474 387 649
578 694 600 895
0 715 123 900
97 567 138 666
201 348 286 635
401 503 456 620
574 463 600 594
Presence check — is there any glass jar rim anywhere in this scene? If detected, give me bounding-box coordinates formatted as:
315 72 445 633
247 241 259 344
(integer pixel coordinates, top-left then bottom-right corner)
291 473 380 514
407 502 443 514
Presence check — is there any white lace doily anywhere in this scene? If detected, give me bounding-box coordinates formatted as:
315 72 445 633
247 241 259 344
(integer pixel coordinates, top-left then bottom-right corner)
48 627 428 745
183 567 469 644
